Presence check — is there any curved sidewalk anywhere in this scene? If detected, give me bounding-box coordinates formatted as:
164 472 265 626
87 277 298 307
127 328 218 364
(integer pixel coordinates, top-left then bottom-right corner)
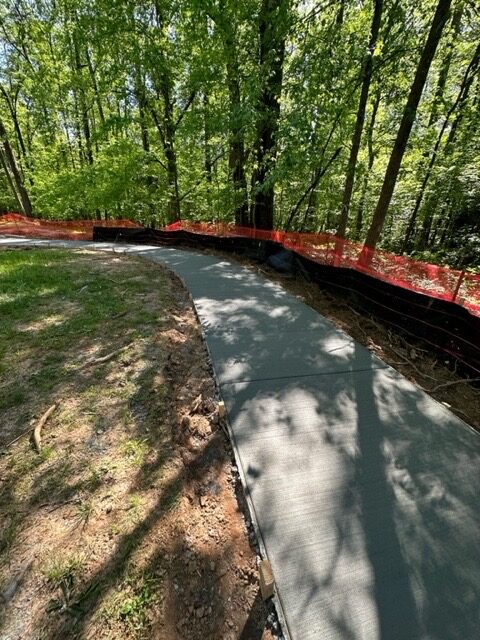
2 236 480 640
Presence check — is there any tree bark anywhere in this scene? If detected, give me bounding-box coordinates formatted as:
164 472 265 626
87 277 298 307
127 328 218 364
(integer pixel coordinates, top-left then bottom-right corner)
151 2 184 223
336 0 346 25
0 117 33 216
203 92 212 186
134 65 150 153
0 87 30 180
337 0 383 238
363 0 452 251
225 28 249 226
72 34 93 167
85 48 106 127
160 80 181 223
428 2 464 127
0 146 23 211
354 89 381 239
252 0 289 230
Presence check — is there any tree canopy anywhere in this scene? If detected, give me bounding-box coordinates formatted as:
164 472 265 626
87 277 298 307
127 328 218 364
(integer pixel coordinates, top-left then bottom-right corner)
1 0 479 264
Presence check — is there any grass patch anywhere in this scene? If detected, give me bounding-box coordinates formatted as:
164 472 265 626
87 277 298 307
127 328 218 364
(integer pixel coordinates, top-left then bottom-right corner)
101 571 161 635
121 438 149 466
43 554 86 590
0 248 190 640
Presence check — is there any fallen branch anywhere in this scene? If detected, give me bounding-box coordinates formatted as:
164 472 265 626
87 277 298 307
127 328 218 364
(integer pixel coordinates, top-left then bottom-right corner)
428 377 480 393
32 403 57 453
80 343 133 369
3 427 32 450
387 345 437 382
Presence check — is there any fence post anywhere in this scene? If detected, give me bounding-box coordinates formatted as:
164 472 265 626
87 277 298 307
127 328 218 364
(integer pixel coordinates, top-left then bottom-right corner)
452 269 465 303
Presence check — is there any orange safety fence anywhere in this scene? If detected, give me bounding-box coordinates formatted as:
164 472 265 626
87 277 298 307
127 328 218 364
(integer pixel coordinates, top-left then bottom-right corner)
164 220 480 318
0 212 141 241
1 212 479 317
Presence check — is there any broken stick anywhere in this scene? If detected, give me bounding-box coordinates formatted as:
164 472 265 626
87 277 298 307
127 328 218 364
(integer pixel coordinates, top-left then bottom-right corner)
32 403 57 453
80 343 133 369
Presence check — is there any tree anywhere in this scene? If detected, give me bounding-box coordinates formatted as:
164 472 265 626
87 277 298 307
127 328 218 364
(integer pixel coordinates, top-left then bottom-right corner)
0 116 32 216
337 0 383 238
402 40 480 252
0 0 477 269
363 0 452 251
252 0 290 230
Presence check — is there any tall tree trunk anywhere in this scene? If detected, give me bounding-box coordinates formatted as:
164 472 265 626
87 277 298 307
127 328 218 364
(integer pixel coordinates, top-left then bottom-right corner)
134 66 150 152
363 0 452 251
0 146 23 211
225 28 248 225
354 89 381 239
0 117 33 216
72 34 93 167
160 80 181 222
428 2 464 126
402 40 480 252
337 0 383 238
335 0 346 25
252 0 289 230
203 92 212 187
85 48 106 127
0 87 31 182
153 2 182 223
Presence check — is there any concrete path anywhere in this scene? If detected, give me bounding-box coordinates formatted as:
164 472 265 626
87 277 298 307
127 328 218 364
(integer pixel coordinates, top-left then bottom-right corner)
2 236 480 640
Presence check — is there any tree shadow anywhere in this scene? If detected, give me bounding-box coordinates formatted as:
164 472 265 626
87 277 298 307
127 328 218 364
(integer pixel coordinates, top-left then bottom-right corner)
151 246 480 639
1 246 271 639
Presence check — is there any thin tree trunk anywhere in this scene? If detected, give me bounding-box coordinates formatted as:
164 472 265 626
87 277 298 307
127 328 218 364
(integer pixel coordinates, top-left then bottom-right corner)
0 87 30 180
134 66 150 152
428 2 464 126
286 147 342 230
337 0 383 238
203 92 212 186
162 84 181 222
336 0 346 25
354 89 381 239
252 0 289 230
0 117 33 216
225 29 248 225
302 181 317 231
363 0 452 251
85 48 106 127
0 146 23 211
153 2 182 223
402 40 480 252
73 36 93 167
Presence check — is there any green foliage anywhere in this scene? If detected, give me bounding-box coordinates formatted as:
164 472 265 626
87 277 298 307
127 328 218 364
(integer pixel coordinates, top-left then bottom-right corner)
0 0 478 263
102 572 160 634
43 554 85 590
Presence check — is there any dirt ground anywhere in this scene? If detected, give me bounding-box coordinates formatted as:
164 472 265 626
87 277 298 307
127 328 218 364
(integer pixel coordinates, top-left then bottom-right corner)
0 249 274 640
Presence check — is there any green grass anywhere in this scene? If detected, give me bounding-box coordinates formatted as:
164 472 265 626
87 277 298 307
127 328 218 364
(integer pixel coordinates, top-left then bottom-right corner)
0 248 178 638
121 438 149 466
0 249 170 431
43 554 86 590
101 571 161 634
76 501 95 529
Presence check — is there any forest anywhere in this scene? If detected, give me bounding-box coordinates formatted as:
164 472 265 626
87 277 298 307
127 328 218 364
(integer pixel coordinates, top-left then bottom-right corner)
0 0 479 266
